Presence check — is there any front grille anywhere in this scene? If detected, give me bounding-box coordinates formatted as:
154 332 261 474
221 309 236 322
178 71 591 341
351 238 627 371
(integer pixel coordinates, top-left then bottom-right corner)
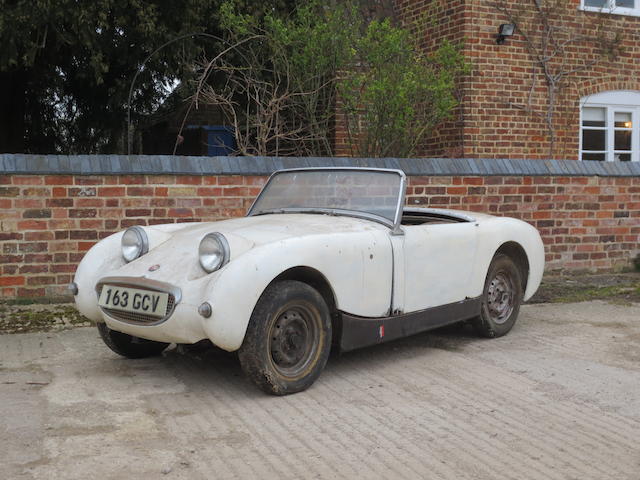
96 279 180 326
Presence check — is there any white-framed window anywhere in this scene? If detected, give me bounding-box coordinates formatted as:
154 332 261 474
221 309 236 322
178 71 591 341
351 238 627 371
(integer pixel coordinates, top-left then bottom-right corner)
580 0 640 16
580 91 640 162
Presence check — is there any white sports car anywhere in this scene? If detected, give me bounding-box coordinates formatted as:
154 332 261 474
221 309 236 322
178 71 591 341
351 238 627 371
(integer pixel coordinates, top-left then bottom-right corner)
72 168 544 395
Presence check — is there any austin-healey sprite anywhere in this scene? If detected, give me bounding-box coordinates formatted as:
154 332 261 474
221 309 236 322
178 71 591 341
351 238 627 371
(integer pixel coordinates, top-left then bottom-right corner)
72 168 544 395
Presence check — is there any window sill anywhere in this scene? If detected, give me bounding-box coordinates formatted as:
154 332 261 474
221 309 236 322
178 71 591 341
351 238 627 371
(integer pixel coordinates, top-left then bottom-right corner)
579 6 640 17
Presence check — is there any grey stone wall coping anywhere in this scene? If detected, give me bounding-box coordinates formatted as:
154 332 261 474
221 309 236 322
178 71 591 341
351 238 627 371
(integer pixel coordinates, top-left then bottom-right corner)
1 154 640 177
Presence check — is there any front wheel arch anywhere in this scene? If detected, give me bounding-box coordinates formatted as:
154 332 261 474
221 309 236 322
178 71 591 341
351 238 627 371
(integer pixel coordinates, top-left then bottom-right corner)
238 279 332 395
271 266 340 346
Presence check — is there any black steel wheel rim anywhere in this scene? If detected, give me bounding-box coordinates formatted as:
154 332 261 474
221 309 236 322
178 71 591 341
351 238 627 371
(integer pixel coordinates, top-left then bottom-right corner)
486 271 515 324
269 304 320 377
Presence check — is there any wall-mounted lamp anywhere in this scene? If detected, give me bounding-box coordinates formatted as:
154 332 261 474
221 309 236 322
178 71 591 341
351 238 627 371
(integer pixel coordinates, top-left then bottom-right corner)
496 23 516 45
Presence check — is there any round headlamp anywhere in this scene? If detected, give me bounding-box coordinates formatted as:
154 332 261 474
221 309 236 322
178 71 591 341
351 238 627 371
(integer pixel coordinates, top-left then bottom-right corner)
199 232 230 273
121 226 149 263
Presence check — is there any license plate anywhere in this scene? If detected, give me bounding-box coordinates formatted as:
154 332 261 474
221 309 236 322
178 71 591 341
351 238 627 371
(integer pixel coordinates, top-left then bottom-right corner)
98 285 169 318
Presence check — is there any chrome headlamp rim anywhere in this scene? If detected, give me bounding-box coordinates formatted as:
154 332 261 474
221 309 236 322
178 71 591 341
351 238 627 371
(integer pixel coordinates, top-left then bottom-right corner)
121 225 149 263
198 232 230 273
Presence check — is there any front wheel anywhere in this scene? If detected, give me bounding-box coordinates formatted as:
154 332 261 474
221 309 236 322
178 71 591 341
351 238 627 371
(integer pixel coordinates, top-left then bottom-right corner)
97 322 169 359
473 254 523 338
238 280 332 395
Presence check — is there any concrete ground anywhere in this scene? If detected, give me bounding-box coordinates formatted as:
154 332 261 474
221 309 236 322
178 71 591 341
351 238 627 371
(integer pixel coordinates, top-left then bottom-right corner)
1 300 639 480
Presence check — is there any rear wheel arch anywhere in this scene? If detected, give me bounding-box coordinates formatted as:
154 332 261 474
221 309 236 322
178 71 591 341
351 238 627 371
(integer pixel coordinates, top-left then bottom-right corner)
495 242 529 293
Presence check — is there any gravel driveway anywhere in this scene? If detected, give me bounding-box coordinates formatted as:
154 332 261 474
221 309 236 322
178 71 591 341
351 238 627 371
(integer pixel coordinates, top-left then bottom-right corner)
2 300 639 479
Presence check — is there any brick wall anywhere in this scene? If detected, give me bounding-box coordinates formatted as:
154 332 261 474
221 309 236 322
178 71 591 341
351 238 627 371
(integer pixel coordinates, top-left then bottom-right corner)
1 155 639 300
406 174 640 270
0 173 266 299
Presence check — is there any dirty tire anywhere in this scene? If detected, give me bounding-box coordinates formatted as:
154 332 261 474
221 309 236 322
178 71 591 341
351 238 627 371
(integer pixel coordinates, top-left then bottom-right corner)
97 322 169 359
238 280 332 395
473 253 523 338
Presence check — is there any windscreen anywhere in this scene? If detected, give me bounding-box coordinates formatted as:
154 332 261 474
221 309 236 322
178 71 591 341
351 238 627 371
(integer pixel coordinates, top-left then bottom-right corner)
249 170 403 224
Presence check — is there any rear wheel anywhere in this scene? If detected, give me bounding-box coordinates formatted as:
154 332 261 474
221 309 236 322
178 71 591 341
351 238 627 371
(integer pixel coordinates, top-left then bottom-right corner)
473 254 523 338
97 322 169 359
238 280 331 395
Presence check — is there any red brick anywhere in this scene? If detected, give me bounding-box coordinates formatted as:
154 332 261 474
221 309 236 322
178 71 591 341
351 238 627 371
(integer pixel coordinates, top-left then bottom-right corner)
19 265 49 274
78 242 95 252
168 208 194 217
46 198 73 208
127 186 154 196
69 209 97 218
75 176 104 185
447 186 467 195
177 175 202 185
98 187 125 197
244 176 267 186
0 276 25 286
126 209 152 217
79 220 103 229
119 175 146 185
175 198 201 208
0 187 20 197
462 177 483 185
222 187 248 196
21 187 49 196
120 219 148 228
51 264 77 273
75 198 104 208
219 175 243 185
15 199 44 209
17 220 47 230
26 276 56 286
197 187 223 196
70 230 98 240
13 176 42 185
45 175 74 185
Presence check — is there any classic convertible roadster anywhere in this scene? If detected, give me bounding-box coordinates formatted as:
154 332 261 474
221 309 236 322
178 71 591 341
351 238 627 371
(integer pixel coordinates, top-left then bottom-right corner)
72 168 544 395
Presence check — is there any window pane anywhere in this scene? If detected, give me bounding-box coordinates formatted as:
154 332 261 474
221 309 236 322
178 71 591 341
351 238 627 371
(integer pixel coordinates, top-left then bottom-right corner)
615 153 631 162
616 0 634 7
582 129 606 150
585 0 608 6
614 112 632 128
615 130 632 150
582 153 606 161
250 169 403 223
582 107 606 127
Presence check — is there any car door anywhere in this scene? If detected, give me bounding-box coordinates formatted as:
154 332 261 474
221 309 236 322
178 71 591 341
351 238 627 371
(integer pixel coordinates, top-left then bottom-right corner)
391 222 478 313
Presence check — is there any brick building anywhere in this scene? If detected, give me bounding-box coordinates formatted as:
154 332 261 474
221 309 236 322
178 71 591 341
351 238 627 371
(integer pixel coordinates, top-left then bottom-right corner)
373 0 640 162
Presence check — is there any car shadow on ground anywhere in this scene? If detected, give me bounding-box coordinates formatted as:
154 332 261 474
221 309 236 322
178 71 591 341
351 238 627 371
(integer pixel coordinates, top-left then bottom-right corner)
153 321 483 396
328 322 483 367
